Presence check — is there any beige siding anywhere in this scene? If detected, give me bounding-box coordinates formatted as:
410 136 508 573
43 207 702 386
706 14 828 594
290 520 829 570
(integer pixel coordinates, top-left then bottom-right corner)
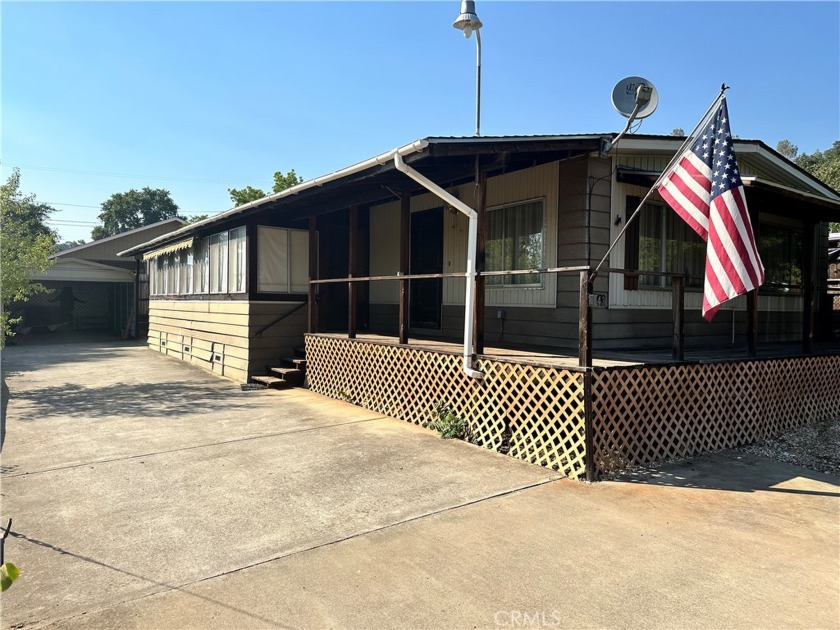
367 161 561 309
369 204 401 304
147 299 308 382
248 302 308 368
57 221 184 263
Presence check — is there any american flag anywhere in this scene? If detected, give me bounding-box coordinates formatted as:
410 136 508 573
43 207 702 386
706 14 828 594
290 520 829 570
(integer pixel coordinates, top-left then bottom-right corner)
657 96 764 321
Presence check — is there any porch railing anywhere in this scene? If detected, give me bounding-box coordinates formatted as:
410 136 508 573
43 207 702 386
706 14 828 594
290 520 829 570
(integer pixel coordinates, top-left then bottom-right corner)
306 264 786 367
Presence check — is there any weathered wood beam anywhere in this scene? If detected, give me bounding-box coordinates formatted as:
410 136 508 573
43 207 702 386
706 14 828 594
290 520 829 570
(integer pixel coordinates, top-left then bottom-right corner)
579 271 592 368
802 219 816 354
672 275 685 361
348 205 358 339
399 191 410 344
746 289 758 357
308 215 319 334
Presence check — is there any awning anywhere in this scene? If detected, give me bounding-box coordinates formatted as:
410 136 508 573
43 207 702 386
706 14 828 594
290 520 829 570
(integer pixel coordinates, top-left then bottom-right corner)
142 238 194 261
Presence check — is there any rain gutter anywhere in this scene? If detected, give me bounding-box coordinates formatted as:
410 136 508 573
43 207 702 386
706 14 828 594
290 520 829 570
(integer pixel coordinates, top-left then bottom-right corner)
393 153 483 380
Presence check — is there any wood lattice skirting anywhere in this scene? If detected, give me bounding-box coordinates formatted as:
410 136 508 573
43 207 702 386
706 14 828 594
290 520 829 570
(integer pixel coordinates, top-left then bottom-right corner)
591 355 840 472
306 336 840 480
304 335 588 479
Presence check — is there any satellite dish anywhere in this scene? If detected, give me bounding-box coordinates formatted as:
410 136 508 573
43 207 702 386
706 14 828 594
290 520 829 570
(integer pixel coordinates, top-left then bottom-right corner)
611 76 659 119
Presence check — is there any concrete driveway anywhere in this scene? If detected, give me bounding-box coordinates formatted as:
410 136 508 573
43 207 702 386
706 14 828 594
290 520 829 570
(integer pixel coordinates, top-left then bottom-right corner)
1 340 838 629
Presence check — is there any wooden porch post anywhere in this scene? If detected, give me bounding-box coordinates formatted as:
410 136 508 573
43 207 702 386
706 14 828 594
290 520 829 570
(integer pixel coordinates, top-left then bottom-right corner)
473 171 488 356
399 191 410 344
802 219 816 354
580 270 596 481
348 205 359 339
672 274 685 361
746 290 758 357
308 215 319 334
579 271 593 368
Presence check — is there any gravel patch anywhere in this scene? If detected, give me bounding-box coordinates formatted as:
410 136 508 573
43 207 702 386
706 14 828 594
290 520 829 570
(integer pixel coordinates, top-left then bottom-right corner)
599 419 840 481
736 418 840 477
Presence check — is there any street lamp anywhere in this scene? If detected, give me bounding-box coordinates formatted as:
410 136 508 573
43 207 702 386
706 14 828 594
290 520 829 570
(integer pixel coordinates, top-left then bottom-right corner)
452 0 483 136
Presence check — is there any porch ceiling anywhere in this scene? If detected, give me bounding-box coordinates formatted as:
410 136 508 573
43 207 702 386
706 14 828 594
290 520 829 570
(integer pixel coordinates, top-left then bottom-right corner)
256 140 602 223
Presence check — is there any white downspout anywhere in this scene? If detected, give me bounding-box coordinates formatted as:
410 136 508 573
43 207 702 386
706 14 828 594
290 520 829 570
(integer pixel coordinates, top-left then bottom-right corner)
394 153 483 379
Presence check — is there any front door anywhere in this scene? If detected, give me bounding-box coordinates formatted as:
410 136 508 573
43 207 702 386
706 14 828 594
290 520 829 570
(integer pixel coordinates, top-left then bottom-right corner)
410 208 443 330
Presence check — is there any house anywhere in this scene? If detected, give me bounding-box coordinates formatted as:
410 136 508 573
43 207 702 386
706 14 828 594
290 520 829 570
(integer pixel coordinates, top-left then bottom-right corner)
120 135 840 479
24 218 186 337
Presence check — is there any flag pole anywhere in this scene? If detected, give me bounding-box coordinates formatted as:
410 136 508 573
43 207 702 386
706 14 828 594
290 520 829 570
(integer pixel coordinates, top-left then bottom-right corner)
591 86 730 278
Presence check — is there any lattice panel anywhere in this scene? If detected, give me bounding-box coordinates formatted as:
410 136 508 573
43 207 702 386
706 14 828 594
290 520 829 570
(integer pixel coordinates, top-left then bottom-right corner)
591 355 840 472
305 335 587 479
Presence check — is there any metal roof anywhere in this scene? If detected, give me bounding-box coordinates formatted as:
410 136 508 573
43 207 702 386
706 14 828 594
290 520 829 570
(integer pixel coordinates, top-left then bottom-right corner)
118 133 840 258
55 217 186 259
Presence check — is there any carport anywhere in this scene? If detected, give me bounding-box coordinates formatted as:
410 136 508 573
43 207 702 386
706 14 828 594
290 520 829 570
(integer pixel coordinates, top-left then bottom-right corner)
23 258 135 336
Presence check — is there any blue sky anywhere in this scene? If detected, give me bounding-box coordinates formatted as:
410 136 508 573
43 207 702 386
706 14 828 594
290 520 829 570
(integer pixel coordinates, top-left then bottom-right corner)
3 1 838 242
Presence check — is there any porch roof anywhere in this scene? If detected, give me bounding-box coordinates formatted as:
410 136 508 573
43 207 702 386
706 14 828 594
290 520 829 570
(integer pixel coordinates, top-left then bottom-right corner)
119 133 840 258
118 134 610 258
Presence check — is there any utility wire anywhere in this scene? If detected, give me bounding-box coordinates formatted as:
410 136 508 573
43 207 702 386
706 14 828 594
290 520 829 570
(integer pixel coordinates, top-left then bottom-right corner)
3 162 272 188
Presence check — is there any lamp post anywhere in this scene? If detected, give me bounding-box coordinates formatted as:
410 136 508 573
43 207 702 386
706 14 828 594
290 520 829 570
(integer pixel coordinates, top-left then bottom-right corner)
453 0 483 136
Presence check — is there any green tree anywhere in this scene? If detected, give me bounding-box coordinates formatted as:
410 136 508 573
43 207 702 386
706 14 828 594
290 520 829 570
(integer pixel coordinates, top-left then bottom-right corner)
272 169 303 193
227 185 266 207
671 128 685 136
228 169 303 207
776 139 799 160
92 187 179 240
795 141 840 231
0 170 57 345
185 214 209 224
57 239 86 251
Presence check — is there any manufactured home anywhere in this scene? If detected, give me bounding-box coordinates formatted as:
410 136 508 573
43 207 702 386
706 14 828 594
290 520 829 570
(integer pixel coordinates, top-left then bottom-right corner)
120 134 840 479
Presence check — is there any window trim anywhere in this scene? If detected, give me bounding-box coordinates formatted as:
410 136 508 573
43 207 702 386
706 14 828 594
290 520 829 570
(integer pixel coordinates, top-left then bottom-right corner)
485 196 546 290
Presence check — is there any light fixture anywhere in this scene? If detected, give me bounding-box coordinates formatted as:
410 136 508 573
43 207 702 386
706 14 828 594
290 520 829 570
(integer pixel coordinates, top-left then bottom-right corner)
452 0 482 39
452 0 483 136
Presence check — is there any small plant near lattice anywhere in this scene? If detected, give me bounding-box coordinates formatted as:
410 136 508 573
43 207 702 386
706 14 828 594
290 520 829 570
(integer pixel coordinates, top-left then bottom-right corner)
423 402 469 440
338 388 364 406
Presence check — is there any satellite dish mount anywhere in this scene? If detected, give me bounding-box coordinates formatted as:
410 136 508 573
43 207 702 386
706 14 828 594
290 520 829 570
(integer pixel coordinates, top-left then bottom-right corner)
602 76 659 153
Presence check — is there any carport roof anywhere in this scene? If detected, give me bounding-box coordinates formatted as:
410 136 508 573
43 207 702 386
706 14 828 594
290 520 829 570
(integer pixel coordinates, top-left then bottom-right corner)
31 258 136 283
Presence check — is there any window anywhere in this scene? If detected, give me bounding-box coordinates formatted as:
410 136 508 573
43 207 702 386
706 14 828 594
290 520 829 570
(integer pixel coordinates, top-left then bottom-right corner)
626 197 705 289
257 226 309 293
195 237 210 293
229 227 247 294
171 253 181 295
182 251 194 294
758 223 802 291
148 229 246 296
209 232 229 293
486 199 544 286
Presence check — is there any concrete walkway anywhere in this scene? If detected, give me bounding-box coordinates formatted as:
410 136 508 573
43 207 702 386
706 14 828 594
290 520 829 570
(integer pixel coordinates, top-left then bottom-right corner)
1 341 838 629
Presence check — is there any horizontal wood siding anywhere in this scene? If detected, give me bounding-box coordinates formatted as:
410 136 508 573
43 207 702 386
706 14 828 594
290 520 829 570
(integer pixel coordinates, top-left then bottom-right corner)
62 222 184 263
442 305 580 351
248 302 308 369
148 300 251 382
